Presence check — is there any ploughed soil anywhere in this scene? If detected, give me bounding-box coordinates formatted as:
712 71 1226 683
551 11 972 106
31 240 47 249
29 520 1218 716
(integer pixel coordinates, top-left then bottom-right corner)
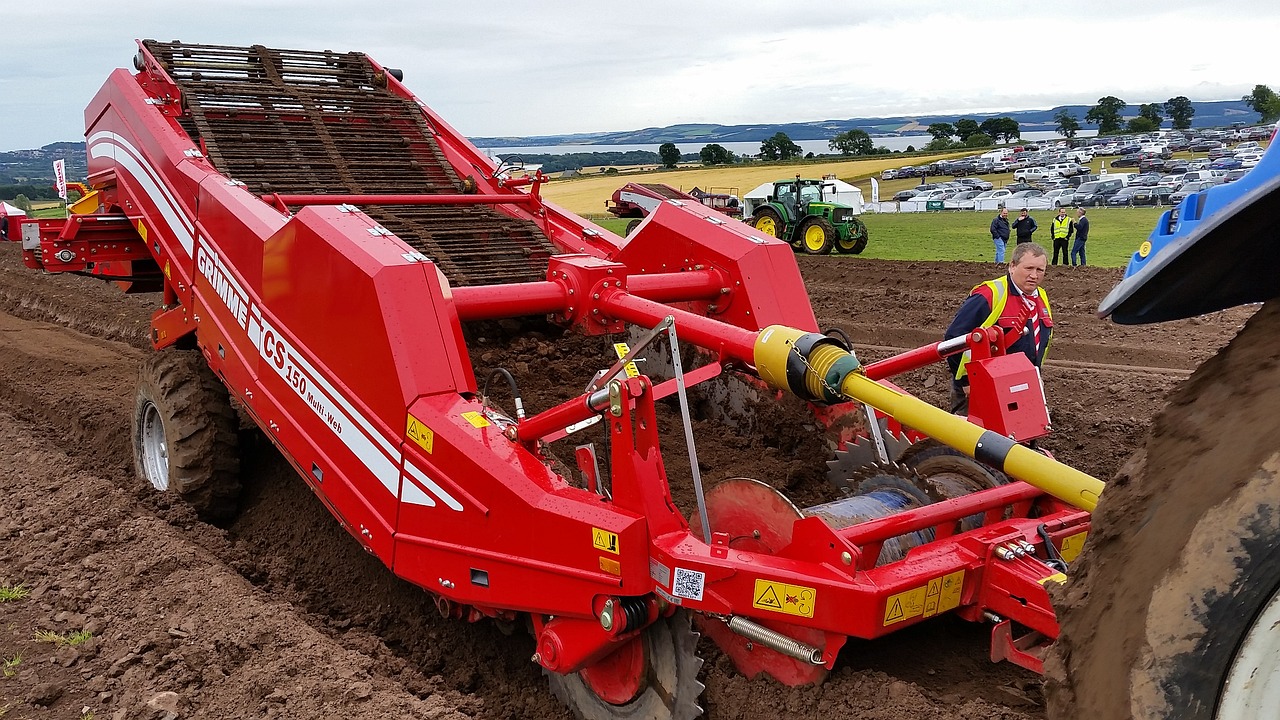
0 242 1253 720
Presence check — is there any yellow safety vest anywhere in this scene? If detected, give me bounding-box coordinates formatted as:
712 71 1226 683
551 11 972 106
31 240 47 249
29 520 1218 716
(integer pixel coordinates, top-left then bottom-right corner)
1052 216 1071 239
955 277 1053 379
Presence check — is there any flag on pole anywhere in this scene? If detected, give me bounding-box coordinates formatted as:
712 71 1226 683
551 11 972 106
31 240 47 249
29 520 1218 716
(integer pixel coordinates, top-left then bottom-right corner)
54 159 67 200
870 177 880 204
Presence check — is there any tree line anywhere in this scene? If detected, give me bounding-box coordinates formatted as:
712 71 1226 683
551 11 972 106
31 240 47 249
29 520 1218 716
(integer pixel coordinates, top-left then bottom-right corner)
1053 85 1280 139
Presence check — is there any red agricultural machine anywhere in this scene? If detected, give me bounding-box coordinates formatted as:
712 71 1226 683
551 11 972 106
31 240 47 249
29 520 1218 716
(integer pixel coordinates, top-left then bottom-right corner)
606 182 742 234
16 41 1108 719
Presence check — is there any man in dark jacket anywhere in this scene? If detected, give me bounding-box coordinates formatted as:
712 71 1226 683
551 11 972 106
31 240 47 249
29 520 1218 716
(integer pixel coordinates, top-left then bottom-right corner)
1069 208 1090 266
989 207 1010 263
1011 209 1038 244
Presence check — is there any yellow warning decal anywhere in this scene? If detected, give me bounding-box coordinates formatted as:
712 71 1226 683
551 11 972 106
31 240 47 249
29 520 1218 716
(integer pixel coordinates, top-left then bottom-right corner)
406 413 434 453
752 579 816 618
592 527 619 555
136 220 148 242
163 260 171 280
598 556 621 576
461 411 491 428
884 569 965 626
1039 572 1068 586
612 343 640 378
1059 532 1088 563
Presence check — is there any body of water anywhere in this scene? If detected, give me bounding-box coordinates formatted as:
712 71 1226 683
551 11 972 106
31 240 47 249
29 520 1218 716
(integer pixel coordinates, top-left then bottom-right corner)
478 130 1099 158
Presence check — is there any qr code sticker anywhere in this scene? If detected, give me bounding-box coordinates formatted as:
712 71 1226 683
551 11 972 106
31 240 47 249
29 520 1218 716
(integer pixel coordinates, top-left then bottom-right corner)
672 567 705 601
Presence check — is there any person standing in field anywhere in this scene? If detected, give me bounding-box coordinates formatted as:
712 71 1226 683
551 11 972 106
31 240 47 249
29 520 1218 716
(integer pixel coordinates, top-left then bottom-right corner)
1011 208 1038 244
944 242 1053 414
1070 208 1090 266
1050 207 1072 265
989 206 1010 263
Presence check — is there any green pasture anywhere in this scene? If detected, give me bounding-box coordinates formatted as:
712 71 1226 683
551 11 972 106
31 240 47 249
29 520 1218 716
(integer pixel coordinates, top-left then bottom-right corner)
594 206 1160 268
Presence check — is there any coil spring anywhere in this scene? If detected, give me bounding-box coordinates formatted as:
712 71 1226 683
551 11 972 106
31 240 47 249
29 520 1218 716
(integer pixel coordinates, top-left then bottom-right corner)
619 596 648 632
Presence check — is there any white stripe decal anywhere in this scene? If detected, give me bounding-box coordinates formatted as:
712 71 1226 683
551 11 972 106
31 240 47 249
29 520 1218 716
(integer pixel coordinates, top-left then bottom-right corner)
405 461 464 511
87 138 194 256
87 131 194 236
400 478 437 508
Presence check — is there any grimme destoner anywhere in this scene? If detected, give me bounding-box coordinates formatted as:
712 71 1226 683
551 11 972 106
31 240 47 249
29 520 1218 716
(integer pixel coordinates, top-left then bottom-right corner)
16 41 1103 719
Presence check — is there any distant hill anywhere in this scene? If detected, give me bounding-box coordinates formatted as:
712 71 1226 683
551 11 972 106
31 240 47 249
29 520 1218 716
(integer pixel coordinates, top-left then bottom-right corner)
471 100 1263 148
0 142 87 185
2 99 1263 184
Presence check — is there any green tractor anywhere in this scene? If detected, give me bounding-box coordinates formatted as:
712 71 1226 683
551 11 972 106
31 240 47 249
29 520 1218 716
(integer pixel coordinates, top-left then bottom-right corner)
743 175 869 255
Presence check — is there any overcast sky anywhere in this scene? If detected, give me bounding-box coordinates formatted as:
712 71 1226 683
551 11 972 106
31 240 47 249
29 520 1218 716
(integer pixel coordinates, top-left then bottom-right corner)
1 1 1275 150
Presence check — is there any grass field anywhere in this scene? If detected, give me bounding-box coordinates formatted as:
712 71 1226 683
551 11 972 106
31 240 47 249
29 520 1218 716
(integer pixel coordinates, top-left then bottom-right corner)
593 205 1159 268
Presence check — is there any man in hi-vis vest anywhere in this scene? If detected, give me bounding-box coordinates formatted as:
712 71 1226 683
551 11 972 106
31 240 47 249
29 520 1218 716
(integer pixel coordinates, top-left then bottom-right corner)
1050 207 1073 265
943 242 1053 414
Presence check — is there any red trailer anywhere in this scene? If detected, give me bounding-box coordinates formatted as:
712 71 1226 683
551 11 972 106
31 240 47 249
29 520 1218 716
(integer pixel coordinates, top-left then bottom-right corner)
606 182 741 234
19 40 1100 720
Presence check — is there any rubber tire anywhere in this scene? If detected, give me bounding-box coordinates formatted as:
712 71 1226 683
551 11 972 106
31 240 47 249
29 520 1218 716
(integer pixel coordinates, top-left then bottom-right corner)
797 216 835 255
547 610 704 720
750 206 786 240
834 217 869 254
1046 300 1280 720
132 349 241 521
624 218 642 236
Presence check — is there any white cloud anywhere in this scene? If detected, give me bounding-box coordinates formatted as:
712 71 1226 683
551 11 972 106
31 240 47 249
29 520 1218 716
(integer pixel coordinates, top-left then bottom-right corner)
0 0 1274 149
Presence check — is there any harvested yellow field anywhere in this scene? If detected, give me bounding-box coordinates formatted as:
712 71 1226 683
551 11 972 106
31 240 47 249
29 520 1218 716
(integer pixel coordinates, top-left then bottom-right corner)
539 153 968 215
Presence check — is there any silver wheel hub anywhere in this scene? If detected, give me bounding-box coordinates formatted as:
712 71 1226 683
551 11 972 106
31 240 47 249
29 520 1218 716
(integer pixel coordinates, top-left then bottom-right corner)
139 401 170 491
1218 585 1280 718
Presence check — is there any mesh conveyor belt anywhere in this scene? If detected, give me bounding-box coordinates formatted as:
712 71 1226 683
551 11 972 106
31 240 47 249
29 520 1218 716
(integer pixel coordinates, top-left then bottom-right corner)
144 40 556 286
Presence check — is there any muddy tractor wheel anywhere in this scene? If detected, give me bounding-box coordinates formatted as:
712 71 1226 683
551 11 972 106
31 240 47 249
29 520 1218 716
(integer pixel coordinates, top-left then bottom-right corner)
1047 300 1280 720
133 349 241 521
750 207 785 240
798 216 835 255
547 610 704 720
834 217 869 254
625 218 642 236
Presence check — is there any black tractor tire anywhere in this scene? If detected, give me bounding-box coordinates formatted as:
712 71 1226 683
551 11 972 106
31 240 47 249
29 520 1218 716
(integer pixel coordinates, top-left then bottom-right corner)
132 349 241 521
797 216 835 255
1046 300 1280 720
834 218 869 254
624 218 642 236
750 206 786 241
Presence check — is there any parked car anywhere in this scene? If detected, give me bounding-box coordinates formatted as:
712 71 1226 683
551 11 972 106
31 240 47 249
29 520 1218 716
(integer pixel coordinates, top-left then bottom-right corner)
892 188 922 201
1106 187 1143 206
1111 153 1142 168
1222 168 1249 183
971 188 1012 207
880 169 898 180
943 190 982 209
1164 159 1190 174
1014 166 1054 181
1237 152 1264 168
1129 173 1163 187
1008 189 1045 199
1129 186 1165 206
1207 147 1234 160
1169 180 1218 205
1073 178 1127 206
1189 140 1222 152
1209 157 1243 170
957 178 994 191
1044 188 1076 207
1138 157 1167 173
1233 141 1262 153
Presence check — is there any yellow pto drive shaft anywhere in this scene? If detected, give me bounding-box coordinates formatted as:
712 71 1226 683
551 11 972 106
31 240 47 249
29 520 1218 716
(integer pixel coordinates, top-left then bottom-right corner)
753 325 1103 511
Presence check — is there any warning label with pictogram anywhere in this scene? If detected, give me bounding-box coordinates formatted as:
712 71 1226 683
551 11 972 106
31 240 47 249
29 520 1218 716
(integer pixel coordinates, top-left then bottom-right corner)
752 579 816 618
612 343 640 378
406 413 434 453
592 527 619 555
883 569 965 626
460 411 491 428
1059 532 1089 563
